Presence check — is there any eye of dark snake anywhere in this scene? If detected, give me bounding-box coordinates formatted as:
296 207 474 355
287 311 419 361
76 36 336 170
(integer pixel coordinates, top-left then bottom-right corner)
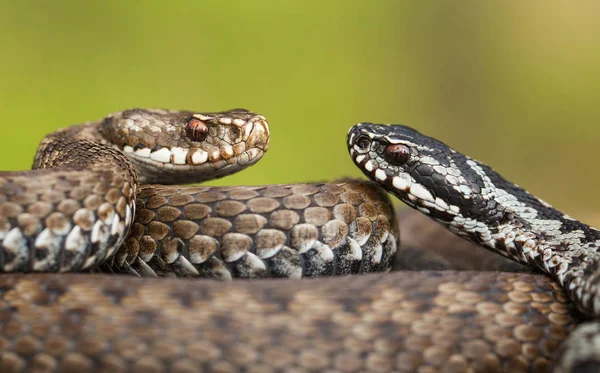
384 144 411 165
186 118 209 142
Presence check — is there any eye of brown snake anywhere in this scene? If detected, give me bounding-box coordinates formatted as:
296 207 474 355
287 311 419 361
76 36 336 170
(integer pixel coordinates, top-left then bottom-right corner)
185 118 209 142
384 144 411 165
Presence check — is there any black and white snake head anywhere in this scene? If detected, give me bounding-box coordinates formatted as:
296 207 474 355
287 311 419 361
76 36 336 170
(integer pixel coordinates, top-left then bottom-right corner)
347 122 503 225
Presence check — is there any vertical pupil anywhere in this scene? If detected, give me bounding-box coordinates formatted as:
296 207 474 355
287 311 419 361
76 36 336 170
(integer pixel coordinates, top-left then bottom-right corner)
186 119 208 141
386 144 410 165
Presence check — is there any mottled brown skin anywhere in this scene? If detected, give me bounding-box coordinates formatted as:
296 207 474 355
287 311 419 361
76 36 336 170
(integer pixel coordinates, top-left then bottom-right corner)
0 272 579 373
101 181 398 280
0 123 137 272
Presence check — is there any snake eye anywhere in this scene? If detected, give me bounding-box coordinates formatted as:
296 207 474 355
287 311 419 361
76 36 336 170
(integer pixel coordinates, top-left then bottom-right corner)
385 144 411 165
355 135 371 150
186 118 209 142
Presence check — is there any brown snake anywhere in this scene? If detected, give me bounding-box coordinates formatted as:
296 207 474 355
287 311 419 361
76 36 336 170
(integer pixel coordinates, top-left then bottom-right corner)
0 109 592 372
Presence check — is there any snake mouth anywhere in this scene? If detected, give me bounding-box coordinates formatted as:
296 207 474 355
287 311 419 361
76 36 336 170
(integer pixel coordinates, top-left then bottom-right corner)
122 146 267 184
123 146 266 168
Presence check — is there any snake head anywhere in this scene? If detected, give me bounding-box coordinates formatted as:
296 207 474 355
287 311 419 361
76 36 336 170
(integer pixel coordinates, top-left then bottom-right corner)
100 108 270 184
347 122 499 224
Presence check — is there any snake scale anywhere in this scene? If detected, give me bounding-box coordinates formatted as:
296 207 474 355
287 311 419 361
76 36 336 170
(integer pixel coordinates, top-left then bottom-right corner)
0 109 597 372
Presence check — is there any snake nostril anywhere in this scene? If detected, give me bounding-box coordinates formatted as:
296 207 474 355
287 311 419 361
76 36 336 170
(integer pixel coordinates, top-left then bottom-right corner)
186 118 209 142
355 135 371 150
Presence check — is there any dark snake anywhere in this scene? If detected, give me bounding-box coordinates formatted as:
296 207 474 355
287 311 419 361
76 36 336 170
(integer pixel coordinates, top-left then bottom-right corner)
349 123 600 373
0 110 595 372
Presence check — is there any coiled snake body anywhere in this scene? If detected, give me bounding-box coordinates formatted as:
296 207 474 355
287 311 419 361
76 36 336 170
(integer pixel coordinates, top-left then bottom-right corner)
0 111 595 372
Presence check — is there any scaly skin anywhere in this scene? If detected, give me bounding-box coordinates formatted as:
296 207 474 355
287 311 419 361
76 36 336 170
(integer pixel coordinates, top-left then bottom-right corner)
0 272 579 373
101 181 399 279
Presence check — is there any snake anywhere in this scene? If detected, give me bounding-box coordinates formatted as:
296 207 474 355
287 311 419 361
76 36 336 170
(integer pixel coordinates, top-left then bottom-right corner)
0 109 397 279
348 123 600 372
0 110 594 373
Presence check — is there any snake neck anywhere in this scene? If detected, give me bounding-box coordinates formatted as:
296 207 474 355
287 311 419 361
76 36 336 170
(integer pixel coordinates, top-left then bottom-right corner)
32 122 139 187
433 158 600 317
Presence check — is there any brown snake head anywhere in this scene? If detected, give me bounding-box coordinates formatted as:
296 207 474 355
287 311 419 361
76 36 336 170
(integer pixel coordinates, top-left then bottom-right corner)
99 108 270 184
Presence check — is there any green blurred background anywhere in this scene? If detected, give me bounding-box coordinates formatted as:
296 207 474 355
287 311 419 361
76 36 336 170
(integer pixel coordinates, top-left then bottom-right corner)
1 1 599 219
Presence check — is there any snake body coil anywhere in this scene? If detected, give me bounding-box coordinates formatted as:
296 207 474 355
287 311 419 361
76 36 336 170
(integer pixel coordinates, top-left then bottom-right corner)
0 112 596 372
